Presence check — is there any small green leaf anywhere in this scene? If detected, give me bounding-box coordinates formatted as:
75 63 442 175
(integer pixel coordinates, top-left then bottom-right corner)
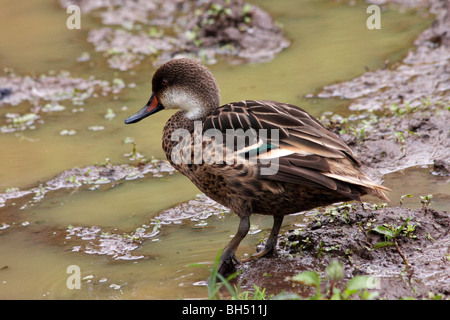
291 271 320 288
345 276 370 296
330 288 343 300
123 137 135 144
104 108 116 120
394 218 411 237
360 290 380 300
325 260 344 282
400 194 413 201
372 225 394 238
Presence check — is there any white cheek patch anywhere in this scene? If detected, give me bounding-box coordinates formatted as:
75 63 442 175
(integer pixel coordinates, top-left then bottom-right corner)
161 88 204 120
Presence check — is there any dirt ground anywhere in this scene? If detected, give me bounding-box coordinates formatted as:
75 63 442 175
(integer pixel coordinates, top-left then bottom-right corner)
237 203 449 299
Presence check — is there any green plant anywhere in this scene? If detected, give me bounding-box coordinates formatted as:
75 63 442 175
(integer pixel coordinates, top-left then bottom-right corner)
323 203 352 223
420 194 433 210
393 131 406 144
288 261 379 300
371 218 414 268
372 218 410 247
189 250 272 300
399 194 413 206
104 108 115 120
123 137 147 163
235 285 268 300
389 102 419 117
403 223 417 239
189 250 240 299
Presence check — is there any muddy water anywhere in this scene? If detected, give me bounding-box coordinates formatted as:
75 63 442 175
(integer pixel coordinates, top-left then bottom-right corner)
0 0 437 299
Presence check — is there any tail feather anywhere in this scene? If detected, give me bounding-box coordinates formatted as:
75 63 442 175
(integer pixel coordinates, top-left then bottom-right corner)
369 184 390 202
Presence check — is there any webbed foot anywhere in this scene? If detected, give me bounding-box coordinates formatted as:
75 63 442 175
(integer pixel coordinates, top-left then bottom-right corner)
241 247 276 262
217 254 240 277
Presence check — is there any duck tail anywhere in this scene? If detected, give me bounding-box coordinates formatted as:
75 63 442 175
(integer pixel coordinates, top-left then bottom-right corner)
368 183 390 202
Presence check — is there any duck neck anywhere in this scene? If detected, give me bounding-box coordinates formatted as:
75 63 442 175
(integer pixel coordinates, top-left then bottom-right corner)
184 104 216 121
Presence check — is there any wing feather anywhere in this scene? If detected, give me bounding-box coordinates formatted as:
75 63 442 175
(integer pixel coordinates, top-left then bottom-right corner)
202 100 386 201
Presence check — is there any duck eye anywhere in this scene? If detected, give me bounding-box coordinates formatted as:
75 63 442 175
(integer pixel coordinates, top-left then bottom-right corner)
161 79 168 86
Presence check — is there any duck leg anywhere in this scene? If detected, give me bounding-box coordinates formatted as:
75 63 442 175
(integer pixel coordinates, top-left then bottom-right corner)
217 215 250 276
242 215 284 261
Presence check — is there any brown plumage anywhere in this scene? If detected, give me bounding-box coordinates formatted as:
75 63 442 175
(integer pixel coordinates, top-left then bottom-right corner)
125 58 389 276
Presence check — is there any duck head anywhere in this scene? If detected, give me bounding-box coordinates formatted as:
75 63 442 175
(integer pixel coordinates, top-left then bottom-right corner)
125 58 221 124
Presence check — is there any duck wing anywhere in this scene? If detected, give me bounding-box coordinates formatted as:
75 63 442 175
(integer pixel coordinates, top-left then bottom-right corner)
203 100 388 201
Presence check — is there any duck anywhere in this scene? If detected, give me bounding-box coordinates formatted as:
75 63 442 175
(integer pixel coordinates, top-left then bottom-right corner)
125 58 389 276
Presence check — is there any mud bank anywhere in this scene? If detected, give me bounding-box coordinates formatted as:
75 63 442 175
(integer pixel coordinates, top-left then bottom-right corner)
316 0 450 176
318 0 450 111
0 159 178 261
237 203 449 299
0 70 125 133
59 0 289 69
321 99 449 177
61 192 228 261
0 160 174 213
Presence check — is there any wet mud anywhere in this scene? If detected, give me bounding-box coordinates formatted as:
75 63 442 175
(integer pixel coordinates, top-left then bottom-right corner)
0 160 175 215
322 99 449 177
237 204 449 299
60 0 289 69
0 70 125 133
